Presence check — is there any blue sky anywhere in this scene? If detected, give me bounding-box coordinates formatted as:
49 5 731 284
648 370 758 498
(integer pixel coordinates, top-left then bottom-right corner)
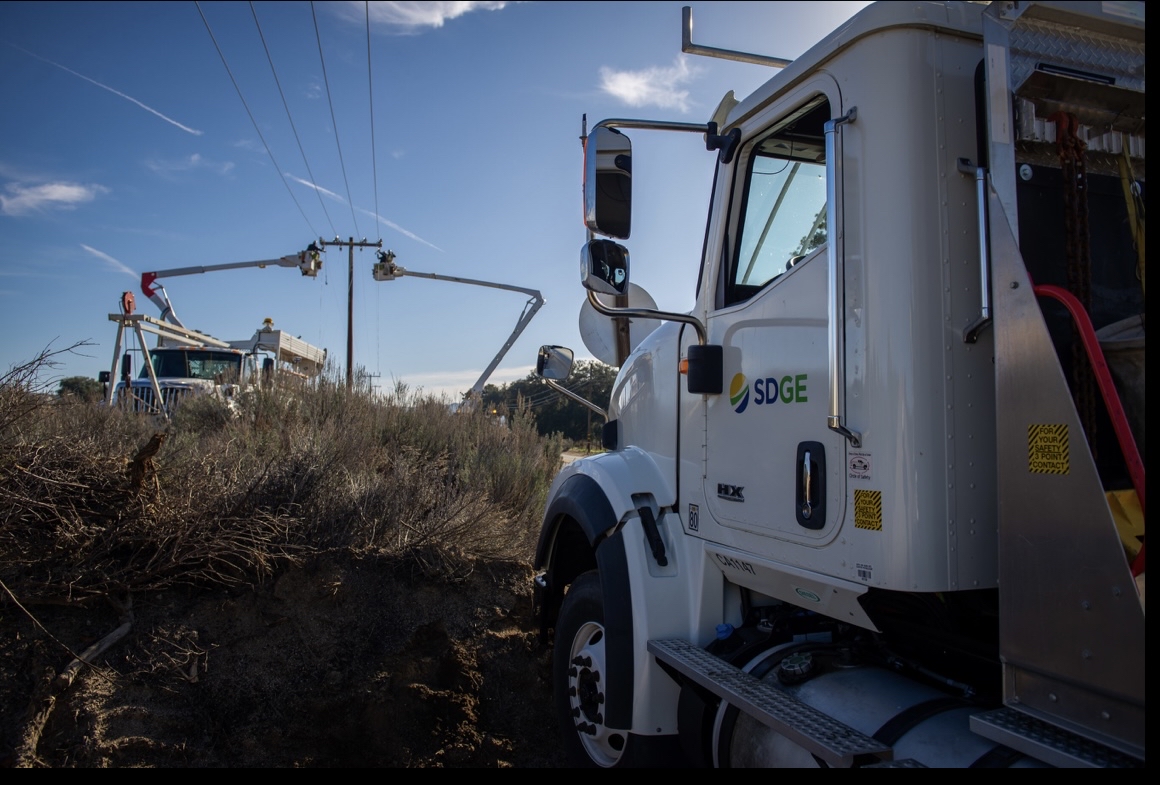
1 1 869 399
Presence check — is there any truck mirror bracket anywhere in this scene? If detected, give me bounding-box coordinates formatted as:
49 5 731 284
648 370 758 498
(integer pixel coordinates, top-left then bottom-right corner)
705 122 742 165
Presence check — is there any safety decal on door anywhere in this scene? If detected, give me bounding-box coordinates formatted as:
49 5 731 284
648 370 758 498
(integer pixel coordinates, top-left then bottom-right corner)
1028 424 1069 475
848 452 871 480
853 490 882 531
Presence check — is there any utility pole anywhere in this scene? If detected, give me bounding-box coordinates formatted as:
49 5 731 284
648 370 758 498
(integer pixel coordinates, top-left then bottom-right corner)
318 236 382 389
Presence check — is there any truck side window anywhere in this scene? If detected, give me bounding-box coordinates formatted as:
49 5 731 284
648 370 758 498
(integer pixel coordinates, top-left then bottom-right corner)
726 96 830 306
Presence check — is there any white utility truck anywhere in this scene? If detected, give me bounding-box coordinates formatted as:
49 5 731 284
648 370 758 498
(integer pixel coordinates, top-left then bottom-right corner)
532 2 1144 768
106 293 326 418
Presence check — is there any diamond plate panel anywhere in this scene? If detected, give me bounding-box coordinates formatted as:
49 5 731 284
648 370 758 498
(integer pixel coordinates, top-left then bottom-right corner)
647 639 891 767
1008 17 1145 94
970 708 1143 768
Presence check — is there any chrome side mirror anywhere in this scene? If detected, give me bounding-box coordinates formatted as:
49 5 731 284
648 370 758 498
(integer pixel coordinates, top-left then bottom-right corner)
581 239 629 296
584 126 632 239
535 345 574 381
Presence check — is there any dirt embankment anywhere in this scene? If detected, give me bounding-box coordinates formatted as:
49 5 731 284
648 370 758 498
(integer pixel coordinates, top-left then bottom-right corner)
2 556 568 768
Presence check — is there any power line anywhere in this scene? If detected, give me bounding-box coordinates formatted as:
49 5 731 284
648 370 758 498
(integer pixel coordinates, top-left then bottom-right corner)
366 1 381 240
366 2 382 374
194 1 318 238
249 1 337 238
311 1 360 237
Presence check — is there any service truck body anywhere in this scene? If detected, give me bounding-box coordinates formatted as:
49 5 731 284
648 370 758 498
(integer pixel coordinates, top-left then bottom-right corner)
534 1 1144 768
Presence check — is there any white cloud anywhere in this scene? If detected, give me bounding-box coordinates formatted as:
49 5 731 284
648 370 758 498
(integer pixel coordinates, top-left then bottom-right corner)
80 244 137 279
340 2 511 33
146 153 235 176
600 56 699 113
358 207 443 252
0 181 108 216
286 173 443 251
399 364 533 398
6 42 203 136
286 173 345 203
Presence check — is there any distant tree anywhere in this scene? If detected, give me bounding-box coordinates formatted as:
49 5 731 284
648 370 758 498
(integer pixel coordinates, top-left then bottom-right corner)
488 360 617 444
58 375 103 402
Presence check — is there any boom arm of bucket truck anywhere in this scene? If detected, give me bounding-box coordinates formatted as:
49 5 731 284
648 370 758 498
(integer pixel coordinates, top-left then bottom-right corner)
372 250 544 402
140 244 323 328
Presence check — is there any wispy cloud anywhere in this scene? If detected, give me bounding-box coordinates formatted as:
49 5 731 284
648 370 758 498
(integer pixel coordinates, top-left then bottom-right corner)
358 208 443 252
400 364 532 397
4 41 203 136
287 173 442 251
286 173 344 203
81 244 137 279
340 2 511 33
146 153 235 176
1 181 108 216
600 56 700 112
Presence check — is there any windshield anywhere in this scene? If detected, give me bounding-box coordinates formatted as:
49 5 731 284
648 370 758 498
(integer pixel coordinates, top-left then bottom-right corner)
143 350 242 380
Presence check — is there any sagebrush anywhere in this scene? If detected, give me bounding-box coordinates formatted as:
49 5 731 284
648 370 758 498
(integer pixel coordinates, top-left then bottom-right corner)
0 366 563 606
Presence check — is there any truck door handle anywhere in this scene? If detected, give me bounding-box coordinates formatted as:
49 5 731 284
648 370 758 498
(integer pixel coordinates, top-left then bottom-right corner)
796 442 825 530
802 450 814 519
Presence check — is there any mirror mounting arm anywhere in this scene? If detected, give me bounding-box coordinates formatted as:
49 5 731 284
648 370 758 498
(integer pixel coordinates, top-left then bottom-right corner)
545 379 608 420
586 290 707 346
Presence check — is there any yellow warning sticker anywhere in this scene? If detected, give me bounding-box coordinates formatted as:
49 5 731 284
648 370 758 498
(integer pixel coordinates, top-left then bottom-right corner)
854 490 883 531
1028 424 1070 475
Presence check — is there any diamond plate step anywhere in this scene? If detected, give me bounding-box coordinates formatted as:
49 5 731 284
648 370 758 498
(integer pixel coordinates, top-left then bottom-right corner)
969 708 1143 768
863 758 927 768
648 638 891 768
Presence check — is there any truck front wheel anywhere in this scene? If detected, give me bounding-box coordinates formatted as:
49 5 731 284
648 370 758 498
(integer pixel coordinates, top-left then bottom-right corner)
554 570 626 767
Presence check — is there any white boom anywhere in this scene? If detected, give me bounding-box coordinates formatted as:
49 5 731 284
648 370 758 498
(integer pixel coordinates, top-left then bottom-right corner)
372 251 544 402
140 245 323 328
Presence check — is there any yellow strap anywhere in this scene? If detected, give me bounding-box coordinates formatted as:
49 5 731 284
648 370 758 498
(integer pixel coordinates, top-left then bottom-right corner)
1107 489 1144 560
1117 136 1145 299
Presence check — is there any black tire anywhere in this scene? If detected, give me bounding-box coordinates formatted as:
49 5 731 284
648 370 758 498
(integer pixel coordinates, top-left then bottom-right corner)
554 570 628 767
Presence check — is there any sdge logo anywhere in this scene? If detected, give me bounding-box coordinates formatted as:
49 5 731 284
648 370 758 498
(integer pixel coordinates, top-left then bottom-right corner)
730 372 808 414
729 373 751 412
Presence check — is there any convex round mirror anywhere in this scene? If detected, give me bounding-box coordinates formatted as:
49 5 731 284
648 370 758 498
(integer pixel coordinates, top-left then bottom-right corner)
535 345 574 381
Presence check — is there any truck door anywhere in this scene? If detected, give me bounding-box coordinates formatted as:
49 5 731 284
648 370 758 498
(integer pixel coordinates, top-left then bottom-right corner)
697 85 848 549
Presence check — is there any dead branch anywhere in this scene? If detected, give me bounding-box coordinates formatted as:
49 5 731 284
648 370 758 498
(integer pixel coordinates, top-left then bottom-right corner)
12 596 134 767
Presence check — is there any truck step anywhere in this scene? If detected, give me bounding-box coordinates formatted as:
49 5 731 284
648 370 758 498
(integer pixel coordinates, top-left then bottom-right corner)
862 758 927 768
969 708 1143 768
647 638 892 767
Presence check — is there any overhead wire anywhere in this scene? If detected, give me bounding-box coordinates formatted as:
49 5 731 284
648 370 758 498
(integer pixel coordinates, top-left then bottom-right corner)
311 0 360 237
195 1 318 239
366 1 381 238
366 3 382 377
249 1 337 239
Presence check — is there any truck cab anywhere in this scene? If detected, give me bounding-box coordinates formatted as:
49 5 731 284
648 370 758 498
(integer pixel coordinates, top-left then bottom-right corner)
118 344 250 414
107 311 327 418
535 1 1143 768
